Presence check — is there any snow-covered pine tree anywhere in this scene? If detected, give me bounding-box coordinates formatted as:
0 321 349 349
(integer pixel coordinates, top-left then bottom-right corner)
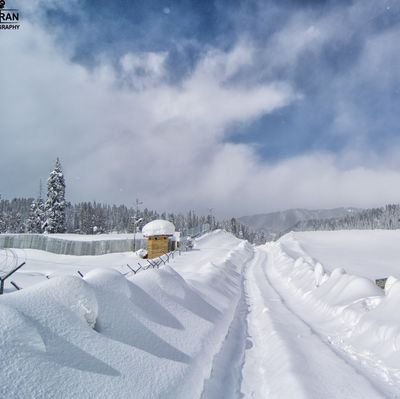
26 181 45 233
26 199 45 233
44 158 66 233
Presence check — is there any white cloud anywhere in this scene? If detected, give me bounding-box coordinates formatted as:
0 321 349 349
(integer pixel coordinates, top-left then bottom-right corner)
120 52 168 89
0 20 295 213
2 1 400 217
194 41 254 82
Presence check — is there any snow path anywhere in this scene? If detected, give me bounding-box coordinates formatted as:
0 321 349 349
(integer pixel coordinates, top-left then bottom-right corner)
200 252 253 399
241 247 385 399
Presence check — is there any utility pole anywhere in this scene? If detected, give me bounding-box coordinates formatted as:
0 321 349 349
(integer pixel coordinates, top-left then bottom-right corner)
135 199 143 218
133 199 143 251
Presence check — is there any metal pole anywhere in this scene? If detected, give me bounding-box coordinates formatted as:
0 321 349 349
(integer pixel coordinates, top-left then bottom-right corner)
2 261 26 280
0 262 26 295
134 199 143 252
10 281 20 291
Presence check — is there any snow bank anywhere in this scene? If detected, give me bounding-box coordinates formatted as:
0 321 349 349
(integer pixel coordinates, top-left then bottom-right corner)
0 230 252 399
0 247 145 293
242 249 383 399
1 276 99 329
264 233 400 393
385 276 399 294
84 268 132 299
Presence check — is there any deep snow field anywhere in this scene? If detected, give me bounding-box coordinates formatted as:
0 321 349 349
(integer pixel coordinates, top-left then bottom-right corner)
0 247 142 293
1 229 400 398
291 230 400 279
0 231 253 398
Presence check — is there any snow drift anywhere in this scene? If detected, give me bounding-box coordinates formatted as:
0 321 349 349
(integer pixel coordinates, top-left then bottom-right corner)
0 231 253 399
265 232 400 394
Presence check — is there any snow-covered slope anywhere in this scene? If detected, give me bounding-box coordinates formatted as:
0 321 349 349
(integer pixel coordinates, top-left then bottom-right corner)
0 230 253 399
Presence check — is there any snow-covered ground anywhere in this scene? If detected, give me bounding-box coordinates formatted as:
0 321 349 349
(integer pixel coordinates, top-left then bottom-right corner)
2 229 400 398
262 231 400 398
289 230 400 279
242 248 384 399
0 248 142 292
0 231 253 398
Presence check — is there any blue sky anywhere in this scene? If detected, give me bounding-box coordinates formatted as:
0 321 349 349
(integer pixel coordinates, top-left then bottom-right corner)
41 0 400 161
1 0 400 216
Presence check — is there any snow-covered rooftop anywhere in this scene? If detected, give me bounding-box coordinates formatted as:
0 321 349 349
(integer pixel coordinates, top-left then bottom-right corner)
142 219 175 237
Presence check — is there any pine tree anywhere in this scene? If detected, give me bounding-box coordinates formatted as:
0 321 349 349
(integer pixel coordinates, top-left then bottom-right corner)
26 181 45 233
44 158 66 233
26 199 45 233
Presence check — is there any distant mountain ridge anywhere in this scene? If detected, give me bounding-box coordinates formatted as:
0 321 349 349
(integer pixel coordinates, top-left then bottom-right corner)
238 208 361 239
287 203 400 236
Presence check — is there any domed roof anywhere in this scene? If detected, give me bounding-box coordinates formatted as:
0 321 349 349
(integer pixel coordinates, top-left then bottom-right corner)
142 220 175 237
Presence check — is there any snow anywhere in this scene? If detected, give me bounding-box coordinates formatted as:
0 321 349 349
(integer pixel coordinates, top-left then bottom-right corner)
135 248 148 258
291 230 400 279
0 230 254 398
261 231 400 397
142 219 175 236
0 248 142 293
2 229 400 398
242 249 383 399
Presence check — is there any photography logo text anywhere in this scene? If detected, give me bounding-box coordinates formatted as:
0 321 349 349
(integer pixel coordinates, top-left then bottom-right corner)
0 0 20 30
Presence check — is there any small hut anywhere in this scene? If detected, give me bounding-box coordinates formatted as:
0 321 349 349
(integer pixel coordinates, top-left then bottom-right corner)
142 220 175 259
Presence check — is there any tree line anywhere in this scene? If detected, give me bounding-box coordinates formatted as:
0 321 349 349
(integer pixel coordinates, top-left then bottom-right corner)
282 204 400 236
1 159 265 244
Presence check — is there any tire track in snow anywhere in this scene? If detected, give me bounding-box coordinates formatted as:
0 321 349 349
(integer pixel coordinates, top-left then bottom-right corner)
240 248 385 399
200 249 254 399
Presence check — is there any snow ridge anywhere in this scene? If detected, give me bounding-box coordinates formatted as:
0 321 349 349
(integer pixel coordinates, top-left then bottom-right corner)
242 248 384 399
265 234 400 397
0 230 253 399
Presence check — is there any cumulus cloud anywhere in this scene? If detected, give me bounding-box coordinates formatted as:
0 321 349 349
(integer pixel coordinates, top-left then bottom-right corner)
0 19 294 213
119 52 168 89
1 0 400 216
